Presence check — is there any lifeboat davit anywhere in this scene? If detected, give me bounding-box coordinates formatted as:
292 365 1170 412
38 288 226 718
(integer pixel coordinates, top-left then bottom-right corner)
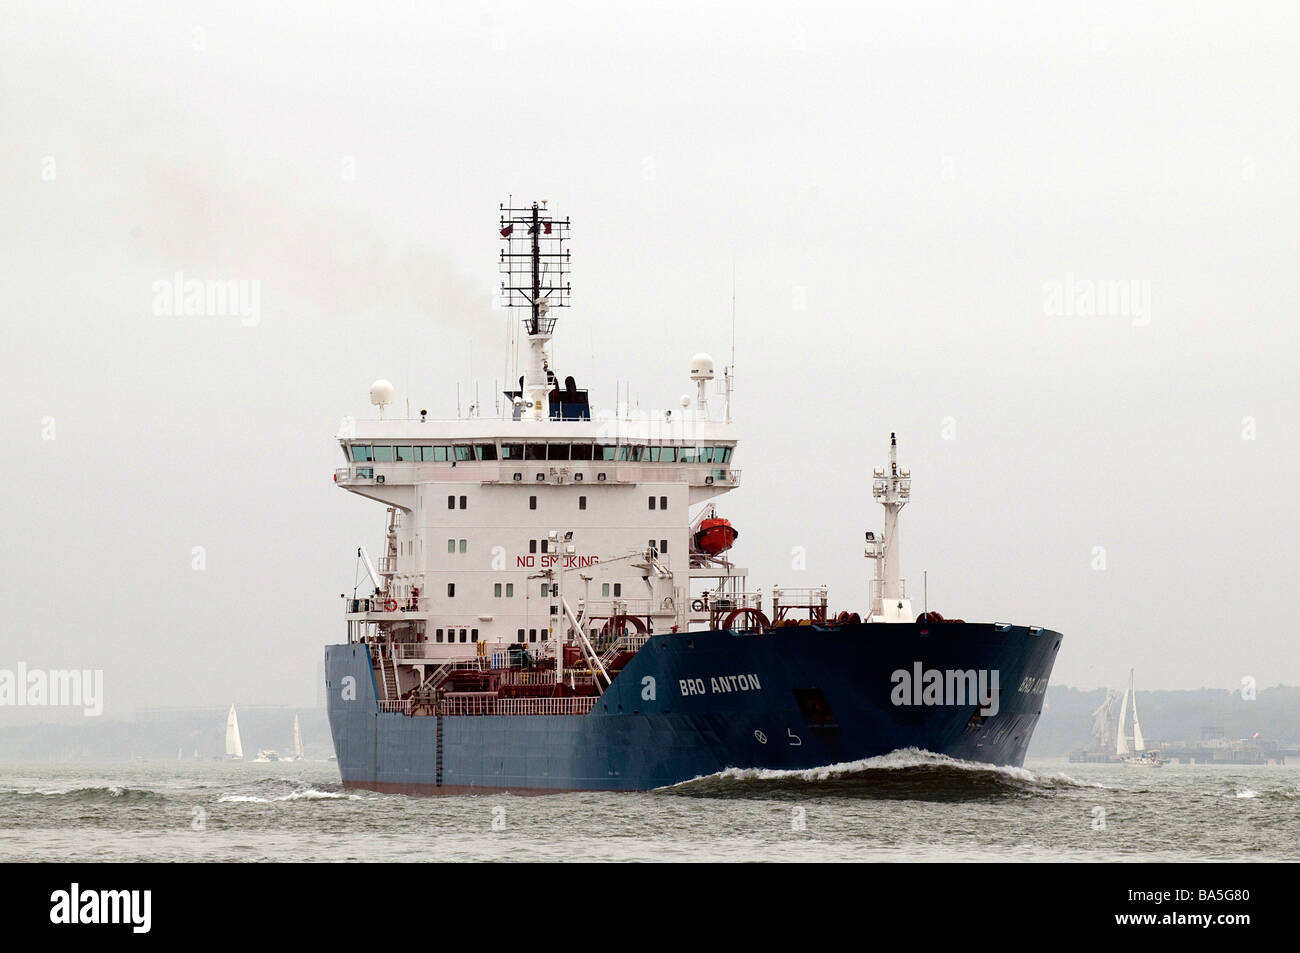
694 517 739 555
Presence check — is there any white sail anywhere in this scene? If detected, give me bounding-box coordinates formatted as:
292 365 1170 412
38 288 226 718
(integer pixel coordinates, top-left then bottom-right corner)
225 704 244 759
1115 681 1130 756
1130 670 1145 752
292 714 305 761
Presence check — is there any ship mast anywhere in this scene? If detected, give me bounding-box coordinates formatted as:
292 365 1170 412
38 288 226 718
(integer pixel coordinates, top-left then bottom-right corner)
866 432 913 622
499 201 571 421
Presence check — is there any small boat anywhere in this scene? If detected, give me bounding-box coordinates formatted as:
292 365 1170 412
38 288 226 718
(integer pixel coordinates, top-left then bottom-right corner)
225 705 244 760
291 714 305 761
254 748 281 763
1117 670 1164 766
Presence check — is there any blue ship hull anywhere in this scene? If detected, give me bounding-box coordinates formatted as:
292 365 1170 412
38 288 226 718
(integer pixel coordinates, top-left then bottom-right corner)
325 622 1061 794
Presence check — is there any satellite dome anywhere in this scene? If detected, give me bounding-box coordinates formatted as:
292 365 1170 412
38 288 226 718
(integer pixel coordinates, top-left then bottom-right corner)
369 379 395 407
689 353 715 381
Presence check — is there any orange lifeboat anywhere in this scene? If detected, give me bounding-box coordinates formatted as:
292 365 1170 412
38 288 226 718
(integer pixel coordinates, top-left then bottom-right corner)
694 517 739 555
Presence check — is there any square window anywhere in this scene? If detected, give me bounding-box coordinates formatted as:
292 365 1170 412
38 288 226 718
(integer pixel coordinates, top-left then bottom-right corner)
540 584 548 597
517 628 525 643
648 496 656 510
529 539 537 554
506 583 514 597
459 629 467 643
448 495 455 509
529 629 537 643
529 496 537 510
541 539 548 553
436 628 444 643
661 539 668 552
614 583 622 597
660 496 667 510
494 583 502 597
602 583 610 597
356 467 373 479
447 583 455 597
459 495 467 509
471 628 479 642
459 539 467 553
579 495 587 510
447 539 455 553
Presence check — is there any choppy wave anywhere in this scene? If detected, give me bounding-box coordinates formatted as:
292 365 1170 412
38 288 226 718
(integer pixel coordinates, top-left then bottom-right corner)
218 786 364 803
659 748 1108 800
0 785 167 804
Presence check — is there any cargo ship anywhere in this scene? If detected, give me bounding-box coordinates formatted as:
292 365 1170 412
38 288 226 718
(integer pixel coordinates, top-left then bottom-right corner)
324 201 1062 793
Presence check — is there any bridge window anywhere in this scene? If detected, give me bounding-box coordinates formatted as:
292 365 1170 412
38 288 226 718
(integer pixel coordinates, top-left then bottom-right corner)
501 443 524 460
660 446 677 462
454 445 473 462
475 443 497 461
698 447 714 463
395 446 416 462
570 443 593 460
432 446 450 462
548 443 571 460
350 445 373 462
596 444 617 461
415 446 432 461
372 446 394 462
717 446 733 463
524 443 546 461
679 447 697 463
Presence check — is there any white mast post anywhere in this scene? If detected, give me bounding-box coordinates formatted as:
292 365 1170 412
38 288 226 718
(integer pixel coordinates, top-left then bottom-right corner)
870 433 913 622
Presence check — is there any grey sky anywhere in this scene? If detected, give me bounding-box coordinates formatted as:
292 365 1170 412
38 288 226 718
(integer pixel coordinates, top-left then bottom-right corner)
2 1 1297 717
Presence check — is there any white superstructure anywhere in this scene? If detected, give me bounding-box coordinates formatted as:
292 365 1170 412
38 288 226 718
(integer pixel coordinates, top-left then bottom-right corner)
333 201 919 704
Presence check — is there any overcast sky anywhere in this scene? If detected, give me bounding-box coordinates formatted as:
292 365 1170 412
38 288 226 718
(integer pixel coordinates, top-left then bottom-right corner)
2 1 1297 718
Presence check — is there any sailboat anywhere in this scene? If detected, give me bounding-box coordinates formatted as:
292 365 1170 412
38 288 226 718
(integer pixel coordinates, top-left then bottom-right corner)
1116 669 1163 766
291 714 305 761
225 704 244 760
